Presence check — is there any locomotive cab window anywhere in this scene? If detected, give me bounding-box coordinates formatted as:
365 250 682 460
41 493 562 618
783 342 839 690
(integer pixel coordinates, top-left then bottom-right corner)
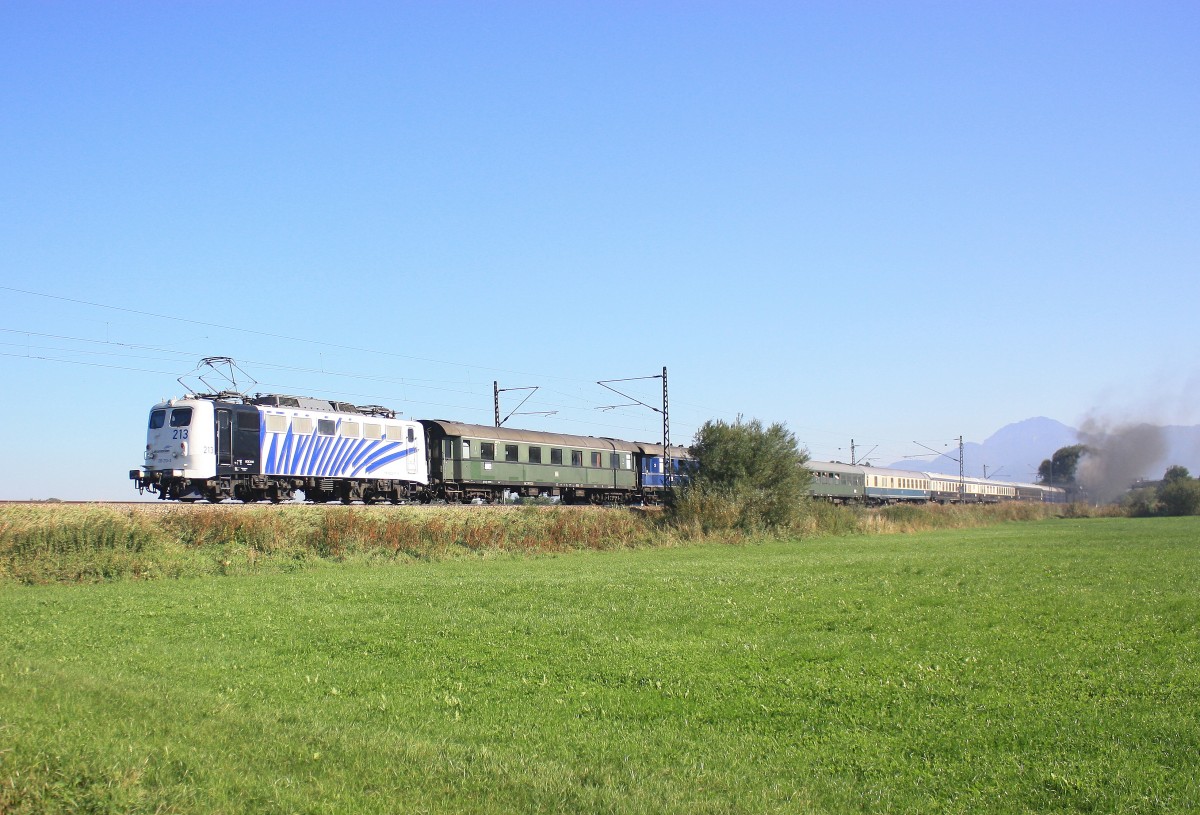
169 408 193 427
149 410 166 429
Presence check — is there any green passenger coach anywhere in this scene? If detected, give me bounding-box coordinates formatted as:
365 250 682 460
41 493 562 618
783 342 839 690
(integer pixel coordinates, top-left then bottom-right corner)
806 460 866 503
420 420 640 504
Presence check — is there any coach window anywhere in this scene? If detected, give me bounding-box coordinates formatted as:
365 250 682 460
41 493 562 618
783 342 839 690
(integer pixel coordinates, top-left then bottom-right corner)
591 452 602 468
551 448 563 465
461 440 471 459
610 453 620 468
317 419 336 436
624 453 632 469
444 439 454 460
170 408 193 427
571 450 583 467
505 444 518 462
529 446 542 464
481 442 495 461
149 409 166 429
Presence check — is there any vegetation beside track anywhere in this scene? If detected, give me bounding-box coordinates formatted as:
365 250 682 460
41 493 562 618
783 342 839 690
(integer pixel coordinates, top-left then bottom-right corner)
1 518 1196 813
3 500 1090 586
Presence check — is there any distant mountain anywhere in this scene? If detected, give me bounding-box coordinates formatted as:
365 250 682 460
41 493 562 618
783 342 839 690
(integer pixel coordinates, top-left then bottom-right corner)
887 417 1200 484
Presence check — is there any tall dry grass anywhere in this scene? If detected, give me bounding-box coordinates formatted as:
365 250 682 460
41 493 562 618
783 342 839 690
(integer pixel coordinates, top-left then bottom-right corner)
0 505 666 584
0 499 1100 585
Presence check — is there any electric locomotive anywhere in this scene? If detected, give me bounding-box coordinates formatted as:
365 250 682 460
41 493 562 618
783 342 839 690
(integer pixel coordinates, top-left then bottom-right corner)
130 393 428 503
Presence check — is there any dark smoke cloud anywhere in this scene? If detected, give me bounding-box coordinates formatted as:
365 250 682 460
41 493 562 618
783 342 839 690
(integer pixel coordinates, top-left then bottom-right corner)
1076 418 1166 504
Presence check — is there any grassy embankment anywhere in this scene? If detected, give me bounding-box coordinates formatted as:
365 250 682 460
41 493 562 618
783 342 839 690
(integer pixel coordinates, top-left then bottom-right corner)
0 500 1080 585
1 514 1196 813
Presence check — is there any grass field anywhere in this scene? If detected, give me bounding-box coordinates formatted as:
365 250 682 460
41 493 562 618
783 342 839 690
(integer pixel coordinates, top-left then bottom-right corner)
1 517 1196 813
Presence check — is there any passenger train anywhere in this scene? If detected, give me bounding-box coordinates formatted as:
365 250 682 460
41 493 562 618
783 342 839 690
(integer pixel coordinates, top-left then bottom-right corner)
130 392 690 504
806 461 1065 505
131 391 1063 505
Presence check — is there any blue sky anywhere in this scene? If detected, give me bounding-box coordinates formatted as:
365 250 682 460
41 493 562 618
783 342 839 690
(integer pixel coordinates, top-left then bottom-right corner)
1 1 1197 499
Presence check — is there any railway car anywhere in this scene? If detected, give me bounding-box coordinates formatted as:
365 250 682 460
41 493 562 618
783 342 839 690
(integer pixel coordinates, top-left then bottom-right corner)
928 474 1017 504
806 461 866 503
131 394 428 503
421 420 640 504
861 466 931 505
1012 481 1067 503
636 443 695 503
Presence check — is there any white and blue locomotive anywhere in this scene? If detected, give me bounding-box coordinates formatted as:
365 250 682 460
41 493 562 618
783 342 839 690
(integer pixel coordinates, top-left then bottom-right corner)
131 394 427 503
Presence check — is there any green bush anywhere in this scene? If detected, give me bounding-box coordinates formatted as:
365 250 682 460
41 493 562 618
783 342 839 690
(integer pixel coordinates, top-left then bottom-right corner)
1158 478 1200 516
672 417 811 533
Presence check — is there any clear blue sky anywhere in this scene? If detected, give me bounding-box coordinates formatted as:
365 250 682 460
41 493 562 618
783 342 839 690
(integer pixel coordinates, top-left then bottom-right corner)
2 1 1197 499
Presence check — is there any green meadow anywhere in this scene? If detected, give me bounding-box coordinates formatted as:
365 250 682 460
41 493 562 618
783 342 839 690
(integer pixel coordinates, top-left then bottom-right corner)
1 516 1196 813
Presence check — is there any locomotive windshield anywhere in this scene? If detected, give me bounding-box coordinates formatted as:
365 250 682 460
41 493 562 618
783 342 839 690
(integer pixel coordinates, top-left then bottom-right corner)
169 408 193 427
149 409 166 429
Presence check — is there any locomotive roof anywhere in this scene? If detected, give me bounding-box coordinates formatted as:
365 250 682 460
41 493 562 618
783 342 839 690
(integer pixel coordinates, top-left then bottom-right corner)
420 420 641 452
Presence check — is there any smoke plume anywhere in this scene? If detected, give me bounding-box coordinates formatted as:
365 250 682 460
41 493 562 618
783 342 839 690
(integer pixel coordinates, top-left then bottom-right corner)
1076 418 1167 504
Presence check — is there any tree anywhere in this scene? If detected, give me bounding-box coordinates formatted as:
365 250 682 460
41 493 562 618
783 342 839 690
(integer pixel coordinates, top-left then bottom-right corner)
1157 466 1200 516
1038 444 1088 486
674 417 811 532
1162 465 1191 484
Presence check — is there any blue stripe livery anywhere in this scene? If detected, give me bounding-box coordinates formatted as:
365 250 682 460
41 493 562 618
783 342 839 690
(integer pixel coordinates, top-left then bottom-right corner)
262 431 417 478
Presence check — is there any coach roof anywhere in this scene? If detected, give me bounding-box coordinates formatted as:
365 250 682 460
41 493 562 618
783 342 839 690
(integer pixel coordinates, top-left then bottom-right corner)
420 420 641 453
